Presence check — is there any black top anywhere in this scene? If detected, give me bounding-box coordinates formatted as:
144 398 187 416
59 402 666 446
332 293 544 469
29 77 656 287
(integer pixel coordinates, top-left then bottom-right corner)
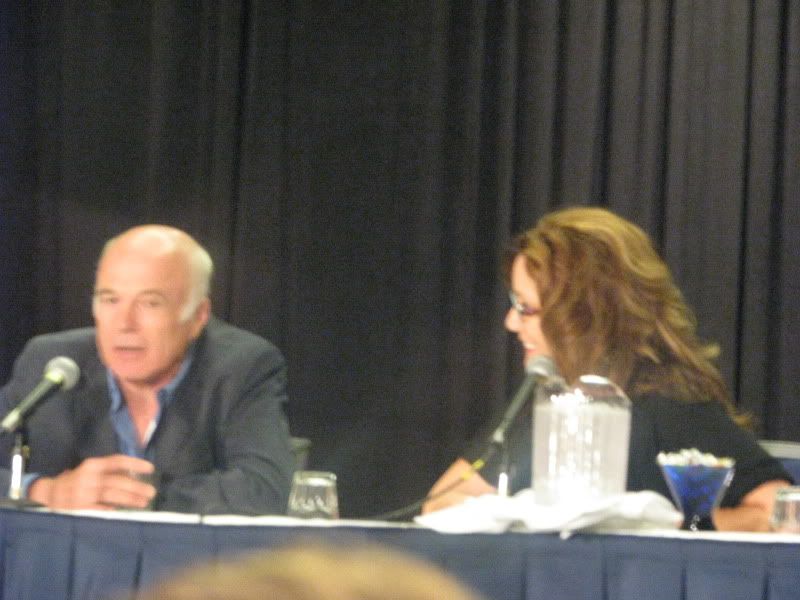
465 392 791 508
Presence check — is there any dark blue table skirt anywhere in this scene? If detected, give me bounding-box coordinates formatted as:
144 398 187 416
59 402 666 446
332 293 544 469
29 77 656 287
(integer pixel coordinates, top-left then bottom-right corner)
1 508 798 600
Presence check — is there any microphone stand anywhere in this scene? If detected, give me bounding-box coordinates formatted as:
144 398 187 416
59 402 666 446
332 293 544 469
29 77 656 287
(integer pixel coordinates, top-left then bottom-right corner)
1 424 41 508
491 370 565 499
9 427 28 501
496 444 511 497
369 359 560 521
490 373 538 498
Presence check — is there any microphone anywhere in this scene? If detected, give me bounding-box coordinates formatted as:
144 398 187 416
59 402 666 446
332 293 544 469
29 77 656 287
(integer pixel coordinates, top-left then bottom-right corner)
1 356 80 433
368 356 560 521
489 355 557 447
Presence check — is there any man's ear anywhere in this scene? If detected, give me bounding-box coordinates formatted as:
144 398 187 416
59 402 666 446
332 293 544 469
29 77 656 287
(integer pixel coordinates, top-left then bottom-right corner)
190 298 211 339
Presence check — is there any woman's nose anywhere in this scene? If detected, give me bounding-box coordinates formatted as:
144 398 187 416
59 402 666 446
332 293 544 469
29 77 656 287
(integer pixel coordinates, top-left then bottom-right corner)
504 307 520 332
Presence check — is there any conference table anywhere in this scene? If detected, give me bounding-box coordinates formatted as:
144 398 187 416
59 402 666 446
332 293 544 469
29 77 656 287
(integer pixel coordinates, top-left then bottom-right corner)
1 506 799 600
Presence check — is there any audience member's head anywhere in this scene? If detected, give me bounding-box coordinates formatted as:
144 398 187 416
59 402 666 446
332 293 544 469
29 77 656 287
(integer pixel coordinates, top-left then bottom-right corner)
136 541 485 600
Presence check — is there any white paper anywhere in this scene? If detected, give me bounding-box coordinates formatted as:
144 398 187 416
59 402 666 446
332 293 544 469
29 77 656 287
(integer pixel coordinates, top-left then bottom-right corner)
414 489 683 536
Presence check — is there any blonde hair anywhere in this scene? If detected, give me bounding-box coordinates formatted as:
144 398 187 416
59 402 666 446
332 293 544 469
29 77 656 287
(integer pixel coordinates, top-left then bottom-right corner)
136 542 484 600
510 206 737 416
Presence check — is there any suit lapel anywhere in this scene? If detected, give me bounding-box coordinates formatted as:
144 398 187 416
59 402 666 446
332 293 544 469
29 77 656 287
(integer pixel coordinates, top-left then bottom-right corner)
149 362 213 475
75 358 118 458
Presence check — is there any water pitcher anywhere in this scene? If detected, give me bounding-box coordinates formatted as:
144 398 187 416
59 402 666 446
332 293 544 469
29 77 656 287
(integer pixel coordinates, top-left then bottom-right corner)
533 375 631 505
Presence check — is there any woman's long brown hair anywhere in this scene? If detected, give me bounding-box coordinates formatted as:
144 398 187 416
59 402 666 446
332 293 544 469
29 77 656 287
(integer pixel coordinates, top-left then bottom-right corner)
508 206 742 421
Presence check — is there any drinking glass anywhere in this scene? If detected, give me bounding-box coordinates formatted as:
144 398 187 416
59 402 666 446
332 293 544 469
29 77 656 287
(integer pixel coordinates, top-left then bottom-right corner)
116 470 158 511
770 486 800 533
287 471 340 519
659 461 734 531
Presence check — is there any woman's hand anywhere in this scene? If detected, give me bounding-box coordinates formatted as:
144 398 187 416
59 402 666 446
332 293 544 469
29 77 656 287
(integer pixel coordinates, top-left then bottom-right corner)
422 458 497 514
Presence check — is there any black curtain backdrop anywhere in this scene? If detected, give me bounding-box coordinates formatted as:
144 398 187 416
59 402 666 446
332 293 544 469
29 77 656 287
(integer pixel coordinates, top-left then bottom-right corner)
2 2 799 518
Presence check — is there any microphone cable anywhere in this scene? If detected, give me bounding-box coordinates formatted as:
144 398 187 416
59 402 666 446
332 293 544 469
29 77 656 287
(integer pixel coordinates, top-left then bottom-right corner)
367 444 498 522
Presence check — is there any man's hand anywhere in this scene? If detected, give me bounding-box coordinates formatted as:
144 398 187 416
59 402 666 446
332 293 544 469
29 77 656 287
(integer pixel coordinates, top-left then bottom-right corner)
28 455 157 510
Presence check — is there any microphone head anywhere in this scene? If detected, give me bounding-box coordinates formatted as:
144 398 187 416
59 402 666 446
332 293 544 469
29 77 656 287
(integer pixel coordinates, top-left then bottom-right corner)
43 356 80 390
525 355 557 379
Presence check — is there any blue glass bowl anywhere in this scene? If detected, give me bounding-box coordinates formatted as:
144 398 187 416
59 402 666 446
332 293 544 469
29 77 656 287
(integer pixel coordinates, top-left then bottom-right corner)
660 464 734 531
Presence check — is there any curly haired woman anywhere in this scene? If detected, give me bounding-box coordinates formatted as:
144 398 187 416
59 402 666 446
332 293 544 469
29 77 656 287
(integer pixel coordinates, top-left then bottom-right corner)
424 207 790 531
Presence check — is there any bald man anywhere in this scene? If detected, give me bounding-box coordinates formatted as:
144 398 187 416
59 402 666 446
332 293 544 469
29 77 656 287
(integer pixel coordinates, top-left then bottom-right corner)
0 226 294 515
